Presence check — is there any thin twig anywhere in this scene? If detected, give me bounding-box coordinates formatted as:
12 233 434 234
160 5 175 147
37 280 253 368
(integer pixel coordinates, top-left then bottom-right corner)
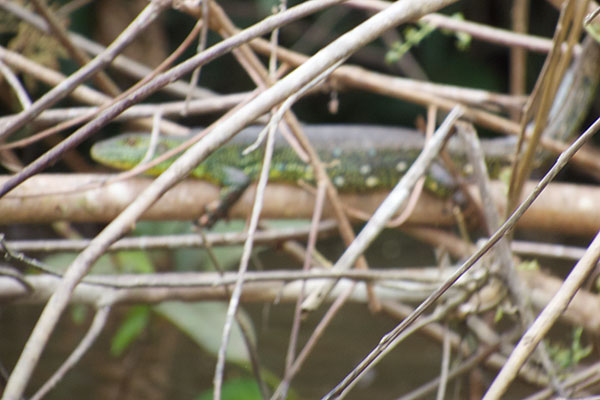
184 0 209 112
5 221 338 253
195 226 270 400
280 181 327 400
213 114 277 400
0 93 250 135
0 61 31 110
436 321 451 400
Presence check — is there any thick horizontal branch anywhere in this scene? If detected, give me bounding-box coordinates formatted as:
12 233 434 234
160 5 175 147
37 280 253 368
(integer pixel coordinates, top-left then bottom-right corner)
2 268 599 333
0 173 455 224
1 174 599 236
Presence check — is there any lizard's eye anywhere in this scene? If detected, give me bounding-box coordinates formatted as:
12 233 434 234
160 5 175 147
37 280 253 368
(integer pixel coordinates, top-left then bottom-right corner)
125 137 139 146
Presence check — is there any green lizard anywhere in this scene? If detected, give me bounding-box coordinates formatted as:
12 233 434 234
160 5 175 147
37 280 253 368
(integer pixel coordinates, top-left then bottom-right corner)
91 125 517 195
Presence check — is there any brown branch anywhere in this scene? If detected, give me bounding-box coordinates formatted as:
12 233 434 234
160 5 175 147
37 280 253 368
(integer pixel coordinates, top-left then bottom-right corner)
2 269 599 333
2 174 600 236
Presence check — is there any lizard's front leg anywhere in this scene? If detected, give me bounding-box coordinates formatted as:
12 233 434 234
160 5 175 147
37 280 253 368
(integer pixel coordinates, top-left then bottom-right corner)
198 166 252 227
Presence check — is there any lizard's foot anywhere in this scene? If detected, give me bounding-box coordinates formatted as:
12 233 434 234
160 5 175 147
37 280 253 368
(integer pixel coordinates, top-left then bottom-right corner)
198 199 228 228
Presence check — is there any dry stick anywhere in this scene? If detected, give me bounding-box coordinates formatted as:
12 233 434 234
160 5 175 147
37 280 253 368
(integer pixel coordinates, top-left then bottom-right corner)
4 268 598 336
210 4 305 163
509 0 529 121
483 229 600 398
301 106 463 312
0 46 106 105
459 125 561 390
243 4 551 112
436 322 452 400
2 2 459 399
0 45 187 153
509 1 573 205
347 1 562 54
459 125 523 303
5 221 339 253
213 123 275 400
387 105 436 227
508 0 588 215
0 0 346 200
323 115 600 400
210 5 270 85
280 182 328 400
511 241 588 261
184 0 210 111
29 306 111 400
272 283 358 400
2 268 476 293
0 93 249 129
196 227 269 400
0 61 31 110
350 1 535 51
0 0 168 140
235 316 270 399
6 173 600 234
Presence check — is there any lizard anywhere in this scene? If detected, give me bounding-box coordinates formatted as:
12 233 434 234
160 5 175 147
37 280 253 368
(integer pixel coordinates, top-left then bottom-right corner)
90 124 518 196
90 124 527 226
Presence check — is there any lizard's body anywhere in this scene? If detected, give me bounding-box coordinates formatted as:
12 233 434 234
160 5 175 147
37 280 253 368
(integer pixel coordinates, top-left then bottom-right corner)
91 125 517 195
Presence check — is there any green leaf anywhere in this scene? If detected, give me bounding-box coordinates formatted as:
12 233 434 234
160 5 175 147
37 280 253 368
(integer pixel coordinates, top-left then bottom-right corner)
133 220 194 236
570 327 592 365
43 250 153 274
493 306 504 323
516 259 539 271
196 378 262 400
548 326 592 369
43 252 114 274
115 250 154 273
585 19 600 44
110 305 151 357
154 302 253 365
70 304 88 325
